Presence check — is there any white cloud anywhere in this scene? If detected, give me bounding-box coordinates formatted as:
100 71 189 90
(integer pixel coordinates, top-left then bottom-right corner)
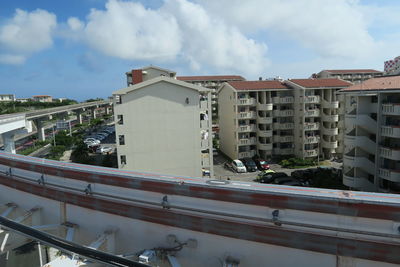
83 0 182 61
199 0 376 60
67 17 84 31
0 8 56 63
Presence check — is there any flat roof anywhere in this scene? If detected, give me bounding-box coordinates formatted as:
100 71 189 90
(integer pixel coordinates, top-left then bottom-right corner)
289 78 353 88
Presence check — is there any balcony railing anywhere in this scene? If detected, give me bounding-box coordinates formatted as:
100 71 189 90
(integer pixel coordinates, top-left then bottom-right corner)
257 129 273 137
200 100 208 110
238 137 257 146
380 147 400 161
201 153 211 167
273 148 294 155
304 149 318 157
257 116 273 124
237 98 256 106
343 155 375 175
381 126 400 138
321 99 339 109
273 122 294 130
382 104 400 115
272 96 294 104
322 140 338 149
237 124 256 132
304 109 320 117
257 103 273 111
304 136 320 144
257 143 273 151
238 150 256 159
343 174 375 191
200 120 209 129
322 113 339 122
379 168 400 183
273 110 294 117
304 122 319 131
301 96 320 104
237 112 256 119
322 127 338 135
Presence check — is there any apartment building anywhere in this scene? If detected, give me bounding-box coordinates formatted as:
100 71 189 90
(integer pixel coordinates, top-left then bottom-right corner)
340 76 400 193
218 80 295 160
177 75 246 121
315 69 382 84
0 94 15 102
126 65 177 86
113 72 213 178
384 56 400 76
287 79 352 159
32 95 53 102
218 78 352 161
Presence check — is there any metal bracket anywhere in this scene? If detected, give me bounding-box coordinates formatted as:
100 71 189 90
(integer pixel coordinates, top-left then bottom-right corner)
84 184 92 195
162 196 170 209
37 174 45 185
272 209 282 226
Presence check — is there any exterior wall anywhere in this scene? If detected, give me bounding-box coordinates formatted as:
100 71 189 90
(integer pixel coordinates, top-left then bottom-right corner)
143 68 175 81
0 94 15 102
114 80 212 178
317 71 382 84
218 85 238 159
32 96 53 102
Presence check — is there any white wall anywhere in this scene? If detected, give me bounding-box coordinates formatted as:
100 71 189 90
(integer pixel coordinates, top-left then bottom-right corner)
218 85 237 160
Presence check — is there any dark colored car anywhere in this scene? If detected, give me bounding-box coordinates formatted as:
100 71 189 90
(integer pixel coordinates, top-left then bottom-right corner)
273 177 302 186
258 171 288 183
240 158 258 172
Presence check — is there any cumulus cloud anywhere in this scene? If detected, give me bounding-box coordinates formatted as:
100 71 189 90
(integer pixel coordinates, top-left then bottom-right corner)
200 0 376 59
0 8 57 64
65 0 268 75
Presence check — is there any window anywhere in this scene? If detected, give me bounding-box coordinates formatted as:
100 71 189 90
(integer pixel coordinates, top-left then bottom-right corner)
115 95 122 104
119 135 125 145
120 155 126 165
117 115 124 125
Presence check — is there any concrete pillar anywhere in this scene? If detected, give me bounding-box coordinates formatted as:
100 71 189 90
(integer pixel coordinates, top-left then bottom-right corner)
2 132 16 154
91 108 97 119
35 119 46 141
76 111 83 124
105 106 110 115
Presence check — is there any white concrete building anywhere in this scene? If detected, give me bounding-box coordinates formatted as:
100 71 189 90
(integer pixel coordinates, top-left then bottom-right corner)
177 75 246 120
113 74 213 178
340 75 400 193
218 79 351 161
315 69 382 84
32 95 53 103
0 94 15 102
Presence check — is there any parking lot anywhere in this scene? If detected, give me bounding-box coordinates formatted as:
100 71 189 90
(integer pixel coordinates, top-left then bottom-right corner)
213 151 342 184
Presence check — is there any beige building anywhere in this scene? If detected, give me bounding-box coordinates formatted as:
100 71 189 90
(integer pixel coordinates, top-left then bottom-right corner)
315 69 382 84
177 75 245 121
340 76 400 193
32 95 53 102
126 66 176 86
218 78 351 161
113 70 213 178
0 94 15 102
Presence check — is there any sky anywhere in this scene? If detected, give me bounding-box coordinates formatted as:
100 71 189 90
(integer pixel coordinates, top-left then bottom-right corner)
1 0 400 101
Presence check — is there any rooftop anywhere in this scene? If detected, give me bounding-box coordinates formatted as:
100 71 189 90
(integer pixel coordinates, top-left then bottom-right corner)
342 75 400 91
228 80 290 91
177 75 245 82
32 95 51 97
322 69 382 74
289 78 353 88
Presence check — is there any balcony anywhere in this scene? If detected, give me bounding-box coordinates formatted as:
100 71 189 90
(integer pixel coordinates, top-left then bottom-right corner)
273 148 294 155
322 113 339 122
322 140 338 149
321 99 339 109
304 136 320 144
237 98 256 106
343 155 375 175
238 150 256 159
381 126 400 138
238 137 257 146
304 122 319 131
200 100 208 111
379 168 400 183
258 143 273 151
237 124 256 132
345 114 377 134
201 139 210 150
272 96 294 104
382 104 400 115
304 109 320 117
273 122 294 130
322 127 338 135
301 95 320 104
200 120 209 129
237 111 256 119
273 109 294 117
257 116 273 124
201 153 211 167
257 129 273 137
303 149 318 157
343 174 375 191
380 147 400 161
344 136 376 154
257 103 273 111
276 135 294 143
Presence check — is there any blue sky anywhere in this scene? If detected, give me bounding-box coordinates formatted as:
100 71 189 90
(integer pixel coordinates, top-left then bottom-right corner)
1 0 400 101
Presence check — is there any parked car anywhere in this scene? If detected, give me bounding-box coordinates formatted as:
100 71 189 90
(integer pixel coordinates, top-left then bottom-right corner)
224 159 247 173
272 177 302 186
257 171 290 184
240 158 258 172
253 158 270 170
84 138 100 145
96 146 113 154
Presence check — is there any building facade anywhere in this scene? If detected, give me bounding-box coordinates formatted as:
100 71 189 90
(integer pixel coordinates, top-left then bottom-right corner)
218 79 351 161
384 56 400 75
32 95 53 102
315 69 382 84
177 75 245 121
0 94 15 102
113 73 213 178
341 76 400 193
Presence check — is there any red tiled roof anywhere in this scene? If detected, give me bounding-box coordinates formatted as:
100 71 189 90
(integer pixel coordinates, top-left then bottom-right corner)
323 69 382 74
177 75 245 82
289 78 352 88
228 80 290 91
342 76 400 91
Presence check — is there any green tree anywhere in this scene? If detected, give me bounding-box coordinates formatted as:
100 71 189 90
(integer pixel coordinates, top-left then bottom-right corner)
71 142 91 164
